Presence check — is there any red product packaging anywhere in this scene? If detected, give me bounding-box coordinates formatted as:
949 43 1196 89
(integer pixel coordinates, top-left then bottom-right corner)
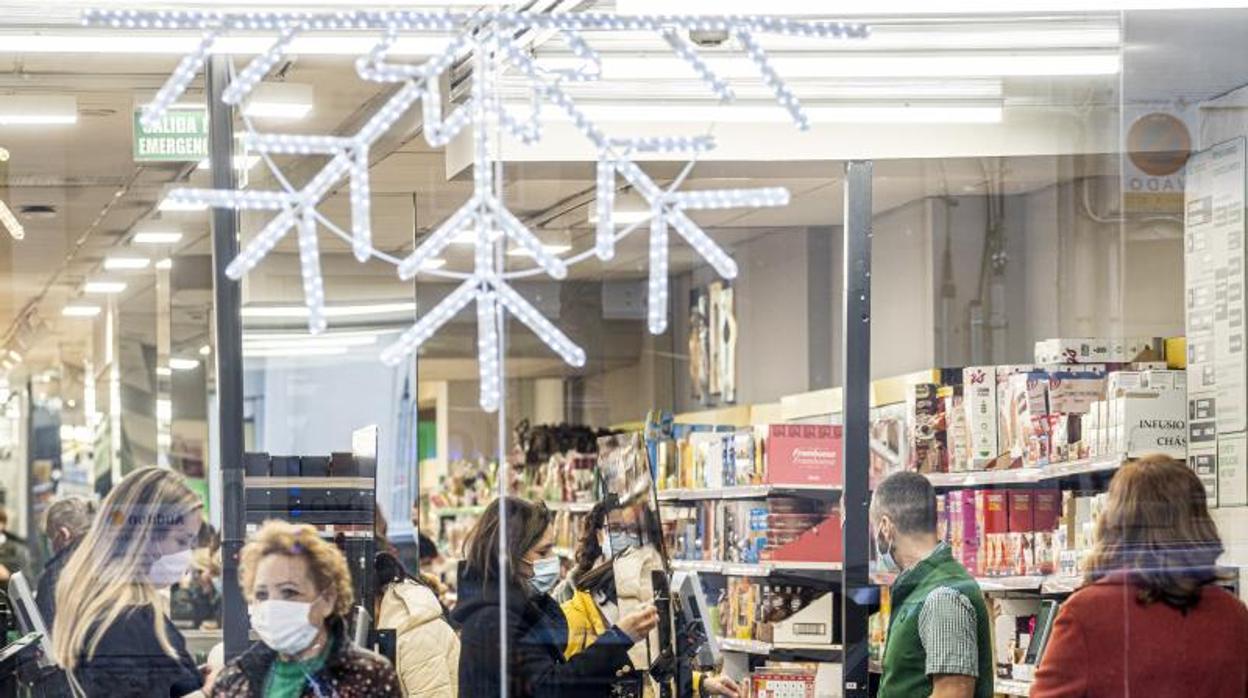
1007 490 1034 533
936 493 948 543
1032 489 1062 531
975 490 1009 535
765 424 842 486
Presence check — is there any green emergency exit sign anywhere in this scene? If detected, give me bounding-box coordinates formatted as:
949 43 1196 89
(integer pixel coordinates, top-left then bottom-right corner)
133 107 208 162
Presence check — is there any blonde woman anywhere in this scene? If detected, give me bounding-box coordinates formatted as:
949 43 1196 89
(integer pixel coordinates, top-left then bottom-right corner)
52 467 206 697
211 519 402 698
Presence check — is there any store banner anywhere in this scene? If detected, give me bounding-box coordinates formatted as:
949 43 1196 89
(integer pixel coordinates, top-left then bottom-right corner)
133 105 208 162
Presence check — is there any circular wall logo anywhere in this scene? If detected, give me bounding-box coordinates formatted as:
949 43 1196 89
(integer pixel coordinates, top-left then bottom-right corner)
1127 112 1192 177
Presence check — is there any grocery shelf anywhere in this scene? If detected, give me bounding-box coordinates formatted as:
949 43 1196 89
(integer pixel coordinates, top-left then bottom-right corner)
657 483 841 501
435 505 486 518
923 454 1124 488
672 559 841 577
545 500 596 513
244 476 375 489
995 678 1032 697
718 637 842 661
871 572 1083 595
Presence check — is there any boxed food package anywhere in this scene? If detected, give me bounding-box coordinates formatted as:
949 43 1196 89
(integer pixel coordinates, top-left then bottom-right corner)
1139 369 1186 391
908 383 947 473
1002 371 1051 467
976 490 1009 575
947 491 979 574
772 591 837 645
963 366 998 470
942 386 969 472
1035 338 1119 364
1107 371 1143 396
691 432 725 489
936 493 949 543
1047 374 1106 414
766 424 843 486
1108 390 1187 459
1007 491 1034 532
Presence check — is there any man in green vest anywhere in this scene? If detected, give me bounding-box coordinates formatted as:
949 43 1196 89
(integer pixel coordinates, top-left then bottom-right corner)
873 472 994 698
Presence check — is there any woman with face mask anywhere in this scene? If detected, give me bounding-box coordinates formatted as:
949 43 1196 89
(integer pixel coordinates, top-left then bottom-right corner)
452 497 659 698
211 520 402 698
52 467 207 697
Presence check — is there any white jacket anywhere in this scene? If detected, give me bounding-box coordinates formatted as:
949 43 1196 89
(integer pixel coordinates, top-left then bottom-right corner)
377 579 460 698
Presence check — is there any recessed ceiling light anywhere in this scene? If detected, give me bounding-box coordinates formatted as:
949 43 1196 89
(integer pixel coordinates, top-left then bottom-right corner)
243 83 314 121
156 366 172 377
62 304 101 317
84 280 128 294
169 357 199 371
0 147 8 162
507 243 573 257
198 344 211 356
155 258 173 270
0 96 77 126
103 256 150 270
133 231 183 245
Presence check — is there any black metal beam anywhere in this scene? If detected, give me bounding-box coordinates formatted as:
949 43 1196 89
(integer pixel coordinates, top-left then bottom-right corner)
841 160 873 698
205 55 249 659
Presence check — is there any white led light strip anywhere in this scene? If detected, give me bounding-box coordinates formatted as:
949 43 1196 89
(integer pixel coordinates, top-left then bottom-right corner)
104 9 866 409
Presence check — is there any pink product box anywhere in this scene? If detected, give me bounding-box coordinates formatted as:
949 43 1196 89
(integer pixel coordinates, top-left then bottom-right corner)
766 424 842 486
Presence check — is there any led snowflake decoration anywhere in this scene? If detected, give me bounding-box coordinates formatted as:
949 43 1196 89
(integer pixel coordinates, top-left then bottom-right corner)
85 8 868 411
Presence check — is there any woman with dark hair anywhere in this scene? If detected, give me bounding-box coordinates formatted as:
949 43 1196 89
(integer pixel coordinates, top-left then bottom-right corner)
451 496 658 697
374 551 459 697
1031 455 1248 697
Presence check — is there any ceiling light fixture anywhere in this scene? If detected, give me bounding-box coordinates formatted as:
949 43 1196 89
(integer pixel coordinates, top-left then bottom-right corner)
7 351 20 363
155 258 174 270
0 96 77 126
0 200 24 240
548 102 1003 124
198 344 211 356
244 335 379 350
196 155 262 171
243 346 352 358
242 82 314 120
104 256 151 270
169 357 199 371
84 280 128 294
0 33 457 56
133 231 184 245
156 366 172 377
62 304 102 317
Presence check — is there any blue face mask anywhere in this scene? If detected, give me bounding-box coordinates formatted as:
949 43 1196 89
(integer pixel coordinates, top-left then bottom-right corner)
528 556 561 595
875 527 899 573
608 530 641 557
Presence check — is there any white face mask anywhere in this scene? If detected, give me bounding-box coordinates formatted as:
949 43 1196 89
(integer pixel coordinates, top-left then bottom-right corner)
250 599 320 656
149 548 194 587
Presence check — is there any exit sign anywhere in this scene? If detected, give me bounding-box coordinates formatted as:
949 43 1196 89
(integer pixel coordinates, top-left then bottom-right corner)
133 106 208 162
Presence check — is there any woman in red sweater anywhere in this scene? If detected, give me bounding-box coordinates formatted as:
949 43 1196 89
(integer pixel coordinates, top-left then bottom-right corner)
1031 455 1248 698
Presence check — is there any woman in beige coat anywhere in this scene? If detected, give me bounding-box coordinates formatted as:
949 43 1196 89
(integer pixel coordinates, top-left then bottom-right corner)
375 551 460 698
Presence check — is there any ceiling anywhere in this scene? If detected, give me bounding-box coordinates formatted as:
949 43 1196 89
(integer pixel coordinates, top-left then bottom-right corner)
0 4 1243 378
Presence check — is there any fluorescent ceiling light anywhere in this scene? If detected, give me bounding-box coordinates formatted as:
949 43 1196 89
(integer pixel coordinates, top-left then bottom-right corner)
243 83 313 121
244 328 394 342
84 280 128 294
241 301 416 319
7 351 20 363
619 0 1248 12
155 258 173 270
169 357 199 371
508 243 574 257
133 231 184 245
0 200 24 240
62 304 101 317
196 155 261 171
538 51 1119 78
104 256 150 270
0 96 76 125
156 399 172 422
156 366 173 377
244 346 352 358
199 344 211 356
420 257 447 271
0 34 455 56
244 335 379 351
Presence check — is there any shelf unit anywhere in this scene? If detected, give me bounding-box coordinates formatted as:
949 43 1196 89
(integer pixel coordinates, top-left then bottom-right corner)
545 500 596 513
436 505 486 518
718 638 843 662
657 484 842 501
923 454 1125 488
871 573 1084 595
244 476 375 490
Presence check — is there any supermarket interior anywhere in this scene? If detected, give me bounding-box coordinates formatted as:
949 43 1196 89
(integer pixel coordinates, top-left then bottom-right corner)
0 1 1243 697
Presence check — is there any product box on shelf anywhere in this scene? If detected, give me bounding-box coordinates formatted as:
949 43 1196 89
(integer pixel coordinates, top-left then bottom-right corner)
1139 369 1187 391
1005 372 1052 467
761 503 842 563
942 385 970 473
997 365 1038 468
963 366 998 471
1048 373 1106 414
1110 389 1187 459
765 424 842 486
948 490 980 573
976 490 1010 576
1035 337 1161 365
908 383 947 473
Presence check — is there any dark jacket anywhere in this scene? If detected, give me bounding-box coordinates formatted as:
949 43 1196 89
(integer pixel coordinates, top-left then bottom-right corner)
1032 576 1248 698
451 566 634 698
70 605 202 697
36 540 78 629
212 615 402 698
